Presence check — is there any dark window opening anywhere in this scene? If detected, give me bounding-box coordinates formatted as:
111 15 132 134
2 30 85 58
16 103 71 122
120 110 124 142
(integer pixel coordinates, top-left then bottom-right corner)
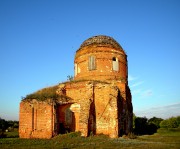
112 57 116 61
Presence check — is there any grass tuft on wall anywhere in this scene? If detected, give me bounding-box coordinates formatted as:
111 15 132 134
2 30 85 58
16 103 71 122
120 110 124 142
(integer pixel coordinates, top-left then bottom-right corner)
24 85 59 101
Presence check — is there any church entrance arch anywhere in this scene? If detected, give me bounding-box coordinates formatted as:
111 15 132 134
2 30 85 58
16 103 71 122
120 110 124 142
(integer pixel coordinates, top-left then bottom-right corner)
57 103 80 134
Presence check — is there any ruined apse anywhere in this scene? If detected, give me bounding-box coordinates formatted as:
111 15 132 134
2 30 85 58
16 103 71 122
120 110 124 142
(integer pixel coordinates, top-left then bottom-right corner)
19 35 133 139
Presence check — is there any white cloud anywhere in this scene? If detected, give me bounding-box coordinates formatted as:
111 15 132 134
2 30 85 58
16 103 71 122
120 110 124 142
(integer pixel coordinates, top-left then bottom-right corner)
128 75 137 81
131 88 153 98
131 89 142 96
128 75 153 99
135 103 180 119
141 89 153 97
131 81 144 87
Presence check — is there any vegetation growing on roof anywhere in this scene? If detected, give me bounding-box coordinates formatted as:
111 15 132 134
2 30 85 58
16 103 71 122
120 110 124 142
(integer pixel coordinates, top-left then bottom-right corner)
61 79 111 85
79 35 123 50
23 85 59 101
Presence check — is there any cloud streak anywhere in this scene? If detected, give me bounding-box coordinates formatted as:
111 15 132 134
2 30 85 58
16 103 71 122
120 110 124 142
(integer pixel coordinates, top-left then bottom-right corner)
132 89 142 95
135 103 180 119
141 89 153 97
131 81 144 87
128 74 153 98
128 75 137 81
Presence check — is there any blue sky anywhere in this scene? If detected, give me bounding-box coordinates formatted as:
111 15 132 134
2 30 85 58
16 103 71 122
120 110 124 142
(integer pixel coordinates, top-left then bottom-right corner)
0 0 180 120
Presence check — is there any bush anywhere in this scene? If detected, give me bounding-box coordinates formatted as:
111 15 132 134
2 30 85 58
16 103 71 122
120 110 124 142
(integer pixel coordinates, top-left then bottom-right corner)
147 123 158 135
0 130 7 138
148 117 163 128
134 117 158 135
66 132 81 138
25 85 59 101
160 120 169 128
160 117 179 129
168 117 178 128
0 118 8 130
5 130 19 138
176 116 180 127
134 117 148 135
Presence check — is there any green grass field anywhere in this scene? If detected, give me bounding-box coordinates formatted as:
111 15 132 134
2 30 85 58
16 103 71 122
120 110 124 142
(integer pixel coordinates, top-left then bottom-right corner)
0 128 180 149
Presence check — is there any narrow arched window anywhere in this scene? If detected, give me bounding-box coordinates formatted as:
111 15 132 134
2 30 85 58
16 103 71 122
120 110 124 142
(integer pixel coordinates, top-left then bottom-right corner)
112 57 119 71
88 56 96 70
74 63 77 76
75 63 81 76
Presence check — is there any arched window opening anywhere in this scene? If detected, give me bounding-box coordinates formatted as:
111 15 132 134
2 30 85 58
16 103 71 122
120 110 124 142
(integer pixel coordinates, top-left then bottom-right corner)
75 63 77 76
88 56 96 70
112 57 116 61
112 57 119 71
75 63 81 76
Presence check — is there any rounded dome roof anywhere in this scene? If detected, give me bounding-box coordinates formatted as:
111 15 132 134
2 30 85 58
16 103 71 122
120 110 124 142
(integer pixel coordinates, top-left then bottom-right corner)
79 35 123 50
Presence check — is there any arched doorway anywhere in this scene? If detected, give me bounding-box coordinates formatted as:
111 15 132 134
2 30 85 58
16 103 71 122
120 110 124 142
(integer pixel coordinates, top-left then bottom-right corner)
57 103 80 134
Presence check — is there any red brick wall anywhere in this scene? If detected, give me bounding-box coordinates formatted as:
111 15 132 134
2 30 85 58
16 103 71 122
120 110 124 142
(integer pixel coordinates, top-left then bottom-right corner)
94 84 118 136
19 36 132 139
61 81 121 137
74 46 127 81
19 101 33 138
19 100 54 138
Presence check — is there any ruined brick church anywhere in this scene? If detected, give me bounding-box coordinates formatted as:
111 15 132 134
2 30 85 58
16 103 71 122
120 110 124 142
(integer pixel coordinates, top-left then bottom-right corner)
19 35 133 138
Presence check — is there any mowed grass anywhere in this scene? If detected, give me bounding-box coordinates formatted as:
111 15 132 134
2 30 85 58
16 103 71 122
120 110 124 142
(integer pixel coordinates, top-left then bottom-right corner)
0 129 180 149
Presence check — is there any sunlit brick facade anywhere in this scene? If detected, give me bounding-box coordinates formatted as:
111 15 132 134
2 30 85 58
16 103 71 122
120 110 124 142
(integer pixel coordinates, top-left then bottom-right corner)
19 35 133 138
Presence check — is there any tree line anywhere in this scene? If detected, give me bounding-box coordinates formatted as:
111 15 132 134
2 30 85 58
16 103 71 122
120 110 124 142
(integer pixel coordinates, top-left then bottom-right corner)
133 114 180 135
1 115 180 138
0 117 19 138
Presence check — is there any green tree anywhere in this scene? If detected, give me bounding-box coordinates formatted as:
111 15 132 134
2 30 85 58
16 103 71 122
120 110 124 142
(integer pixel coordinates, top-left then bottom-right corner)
160 117 179 128
148 117 163 128
133 113 136 129
0 117 8 138
176 116 180 127
160 119 169 128
13 121 19 128
134 116 158 135
0 118 8 131
168 117 178 128
134 117 148 135
6 120 19 131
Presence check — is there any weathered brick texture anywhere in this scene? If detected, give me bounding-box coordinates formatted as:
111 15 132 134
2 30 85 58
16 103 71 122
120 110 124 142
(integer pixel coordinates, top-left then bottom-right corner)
19 35 133 138
19 100 54 138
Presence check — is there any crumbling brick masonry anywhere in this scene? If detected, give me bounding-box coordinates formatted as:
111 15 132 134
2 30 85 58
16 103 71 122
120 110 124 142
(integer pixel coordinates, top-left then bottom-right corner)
19 35 133 138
